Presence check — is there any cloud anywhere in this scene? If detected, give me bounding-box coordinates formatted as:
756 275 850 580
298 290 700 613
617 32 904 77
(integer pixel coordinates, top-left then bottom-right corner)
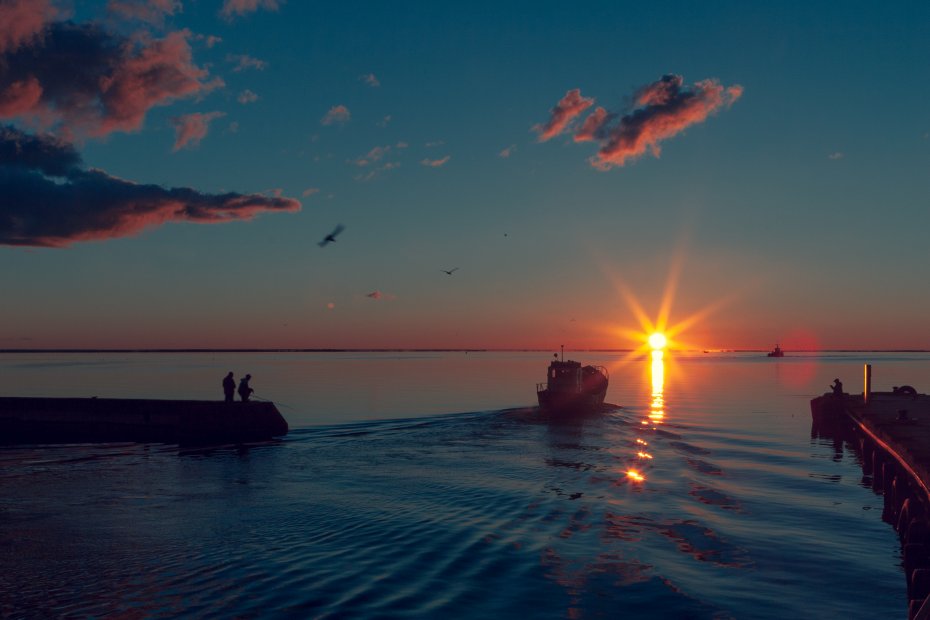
377 115 391 127
359 73 380 87
395 141 408 149
366 290 396 301
534 89 594 142
170 111 225 151
351 145 390 166
498 144 516 158
0 0 58 54
220 0 282 20
302 187 319 197
355 161 399 182
537 75 743 169
227 53 267 72
0 125 300 247
573 107 612 142
108 0 181 25
421 155 450 167
237 89 259 104
321 105 350 126
0 22 221 138
203 35 222 48
828 152 844 160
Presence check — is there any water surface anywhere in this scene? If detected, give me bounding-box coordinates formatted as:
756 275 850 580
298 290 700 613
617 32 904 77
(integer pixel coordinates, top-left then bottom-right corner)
0 351 919 618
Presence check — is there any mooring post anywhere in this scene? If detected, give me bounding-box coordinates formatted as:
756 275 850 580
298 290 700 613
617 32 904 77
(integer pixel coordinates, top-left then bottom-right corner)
864 363 872 405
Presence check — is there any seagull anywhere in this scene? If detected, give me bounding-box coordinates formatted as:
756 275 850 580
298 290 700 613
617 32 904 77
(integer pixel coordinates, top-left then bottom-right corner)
441 267 459 275
318 224 345 247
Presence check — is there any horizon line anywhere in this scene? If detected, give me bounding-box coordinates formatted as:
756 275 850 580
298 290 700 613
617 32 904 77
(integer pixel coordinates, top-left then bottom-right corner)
2 348 930 354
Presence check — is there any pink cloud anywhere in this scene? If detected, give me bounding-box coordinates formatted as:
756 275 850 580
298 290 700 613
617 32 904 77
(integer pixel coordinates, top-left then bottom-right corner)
574 107 611 142
534 88 594 142
108 0 181 25
359 73 380 87
498 144 516 158
420 155 450 167
366 290 396 301
0 0 58 54
170 111 226 151
594 76 742 169
536 75 743 169
0 78 43 118
0 125 300 247
352 145 390 166
0 24 221 138
302 187 319 197
237 89 259 104
355 161 399 182
321 105 350 126
227 53 267 72
220 0 282 20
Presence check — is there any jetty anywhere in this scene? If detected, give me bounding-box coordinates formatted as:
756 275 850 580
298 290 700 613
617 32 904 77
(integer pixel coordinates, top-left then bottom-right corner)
0 397 289 445
811 366 930 620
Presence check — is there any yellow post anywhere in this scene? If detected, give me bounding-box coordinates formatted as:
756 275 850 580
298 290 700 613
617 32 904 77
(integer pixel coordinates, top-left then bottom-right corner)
864 363 872 405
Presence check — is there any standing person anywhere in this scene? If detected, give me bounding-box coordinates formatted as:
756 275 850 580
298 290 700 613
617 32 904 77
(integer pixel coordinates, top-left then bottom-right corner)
238 374 254 402
831 378 843 396
222 372 235 403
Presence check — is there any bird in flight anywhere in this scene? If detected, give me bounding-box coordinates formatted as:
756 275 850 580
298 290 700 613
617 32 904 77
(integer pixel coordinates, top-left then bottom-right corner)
441 267 459 275
318 224 345 247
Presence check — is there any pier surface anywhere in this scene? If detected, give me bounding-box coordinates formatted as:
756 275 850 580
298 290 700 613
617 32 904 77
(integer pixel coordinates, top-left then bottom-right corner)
812 391 930 619
0 397 289 445
816 393 930 495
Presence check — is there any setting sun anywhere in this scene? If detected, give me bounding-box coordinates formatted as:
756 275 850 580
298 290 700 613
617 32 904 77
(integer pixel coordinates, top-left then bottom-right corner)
648 332 667 350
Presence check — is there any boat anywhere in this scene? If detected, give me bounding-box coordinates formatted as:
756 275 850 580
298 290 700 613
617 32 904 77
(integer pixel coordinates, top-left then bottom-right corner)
767 344 784 358
536 350 609 413
0 397 289 445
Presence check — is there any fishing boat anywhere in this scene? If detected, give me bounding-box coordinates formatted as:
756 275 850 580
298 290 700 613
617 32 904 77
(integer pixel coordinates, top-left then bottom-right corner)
767 344 784 358
536 349 609 413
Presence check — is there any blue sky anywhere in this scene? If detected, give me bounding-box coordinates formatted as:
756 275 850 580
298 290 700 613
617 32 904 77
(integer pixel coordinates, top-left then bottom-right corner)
2 1 929 349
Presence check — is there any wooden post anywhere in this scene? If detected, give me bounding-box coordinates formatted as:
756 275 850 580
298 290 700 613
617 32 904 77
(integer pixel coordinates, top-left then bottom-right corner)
864 363 872 405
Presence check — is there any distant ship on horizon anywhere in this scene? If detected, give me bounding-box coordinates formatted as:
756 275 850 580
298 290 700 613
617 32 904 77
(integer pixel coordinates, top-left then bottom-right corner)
767 344 785 358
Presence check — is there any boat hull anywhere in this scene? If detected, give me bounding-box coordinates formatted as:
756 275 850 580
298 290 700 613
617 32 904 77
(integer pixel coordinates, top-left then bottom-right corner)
537 388 607 413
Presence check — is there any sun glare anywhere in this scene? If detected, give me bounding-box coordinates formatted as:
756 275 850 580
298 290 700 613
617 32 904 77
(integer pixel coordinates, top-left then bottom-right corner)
648 332 667 350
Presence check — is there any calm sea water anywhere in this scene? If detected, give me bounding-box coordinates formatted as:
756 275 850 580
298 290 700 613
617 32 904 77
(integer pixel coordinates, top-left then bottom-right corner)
1 350 925 618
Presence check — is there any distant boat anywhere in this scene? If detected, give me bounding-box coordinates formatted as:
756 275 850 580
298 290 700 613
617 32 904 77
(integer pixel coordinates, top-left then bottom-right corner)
767 344 785 358
537 351 609 413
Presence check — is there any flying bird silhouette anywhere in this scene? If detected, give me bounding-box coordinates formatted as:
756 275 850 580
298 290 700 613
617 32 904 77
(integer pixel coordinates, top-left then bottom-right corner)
318 224 345 247
441 267 459 275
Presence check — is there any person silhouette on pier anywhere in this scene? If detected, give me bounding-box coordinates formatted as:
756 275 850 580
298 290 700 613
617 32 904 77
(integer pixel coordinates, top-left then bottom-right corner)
223 372 235 403
238 374 254 402
831 378 844 397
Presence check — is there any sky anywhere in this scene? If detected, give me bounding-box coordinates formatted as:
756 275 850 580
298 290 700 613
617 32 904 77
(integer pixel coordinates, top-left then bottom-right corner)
1 0 929 350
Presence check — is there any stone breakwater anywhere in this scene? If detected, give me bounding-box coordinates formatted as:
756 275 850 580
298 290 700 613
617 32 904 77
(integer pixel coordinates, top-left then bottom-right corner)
0 397 288 445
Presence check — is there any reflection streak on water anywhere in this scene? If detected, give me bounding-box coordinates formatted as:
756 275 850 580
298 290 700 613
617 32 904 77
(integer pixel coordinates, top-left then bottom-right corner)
629 349 667 484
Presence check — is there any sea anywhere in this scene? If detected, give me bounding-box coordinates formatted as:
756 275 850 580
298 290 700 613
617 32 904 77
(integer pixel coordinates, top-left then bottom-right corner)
1 350 925 619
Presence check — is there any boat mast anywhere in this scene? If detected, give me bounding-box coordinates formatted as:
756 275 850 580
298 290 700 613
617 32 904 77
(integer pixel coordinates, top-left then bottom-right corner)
561 344 564 362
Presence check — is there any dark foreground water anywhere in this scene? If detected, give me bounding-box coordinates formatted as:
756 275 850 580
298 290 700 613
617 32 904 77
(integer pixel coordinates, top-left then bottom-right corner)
1 351 924 618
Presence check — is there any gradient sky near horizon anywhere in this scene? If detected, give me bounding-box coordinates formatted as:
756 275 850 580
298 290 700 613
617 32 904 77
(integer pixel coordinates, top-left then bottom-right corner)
1 0 929 350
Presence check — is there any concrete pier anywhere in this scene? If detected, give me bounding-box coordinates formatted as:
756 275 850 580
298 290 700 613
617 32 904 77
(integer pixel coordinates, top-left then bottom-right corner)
812 390 930 619
0 397 289 445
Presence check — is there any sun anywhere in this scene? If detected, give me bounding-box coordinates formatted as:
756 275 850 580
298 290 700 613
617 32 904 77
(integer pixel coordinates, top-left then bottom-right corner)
648 332 667 350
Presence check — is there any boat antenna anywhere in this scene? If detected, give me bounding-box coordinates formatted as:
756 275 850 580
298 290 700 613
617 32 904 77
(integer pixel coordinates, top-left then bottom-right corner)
561 344 564 362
